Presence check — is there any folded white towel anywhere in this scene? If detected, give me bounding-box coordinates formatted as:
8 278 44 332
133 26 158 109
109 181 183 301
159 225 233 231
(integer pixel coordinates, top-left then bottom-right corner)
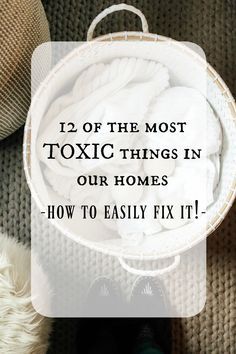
38 58 169 176
146 87 222 156
38 58 222 244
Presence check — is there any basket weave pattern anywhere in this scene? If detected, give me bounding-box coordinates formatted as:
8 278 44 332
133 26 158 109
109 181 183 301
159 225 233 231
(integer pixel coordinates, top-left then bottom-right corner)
0 0 50 140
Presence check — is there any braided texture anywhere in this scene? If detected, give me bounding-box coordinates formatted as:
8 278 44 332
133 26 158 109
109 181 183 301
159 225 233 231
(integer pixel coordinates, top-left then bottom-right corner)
0 0 235 353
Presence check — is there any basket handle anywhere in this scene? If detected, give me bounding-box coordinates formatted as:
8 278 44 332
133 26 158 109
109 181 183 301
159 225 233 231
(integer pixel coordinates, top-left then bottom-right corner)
87 4 149 41
118 255 180 277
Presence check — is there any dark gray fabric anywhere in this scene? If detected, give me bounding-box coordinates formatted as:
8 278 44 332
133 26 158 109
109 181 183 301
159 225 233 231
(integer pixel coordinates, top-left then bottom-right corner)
0 0 235 353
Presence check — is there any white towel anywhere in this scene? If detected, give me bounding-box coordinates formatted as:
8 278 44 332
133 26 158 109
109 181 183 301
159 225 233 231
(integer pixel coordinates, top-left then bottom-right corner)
37 58 222 243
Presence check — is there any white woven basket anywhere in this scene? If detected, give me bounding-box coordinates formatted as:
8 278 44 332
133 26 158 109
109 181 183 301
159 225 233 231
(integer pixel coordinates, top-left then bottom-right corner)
24 4 236 274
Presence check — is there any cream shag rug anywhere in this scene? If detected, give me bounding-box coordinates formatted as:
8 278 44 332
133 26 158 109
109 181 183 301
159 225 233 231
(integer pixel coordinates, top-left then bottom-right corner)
0 234 51 354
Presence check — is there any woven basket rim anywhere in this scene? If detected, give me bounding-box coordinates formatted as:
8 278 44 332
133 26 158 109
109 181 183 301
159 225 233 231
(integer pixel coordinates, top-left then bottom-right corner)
23 32 236 260
93 31 236 237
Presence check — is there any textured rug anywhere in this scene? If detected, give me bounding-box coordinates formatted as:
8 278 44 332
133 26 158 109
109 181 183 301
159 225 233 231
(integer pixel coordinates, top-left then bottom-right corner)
0 0 235 353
